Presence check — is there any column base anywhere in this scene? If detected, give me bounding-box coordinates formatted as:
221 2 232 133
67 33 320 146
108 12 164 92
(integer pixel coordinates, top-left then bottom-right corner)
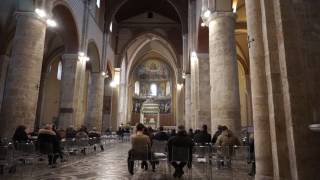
255 174 273 180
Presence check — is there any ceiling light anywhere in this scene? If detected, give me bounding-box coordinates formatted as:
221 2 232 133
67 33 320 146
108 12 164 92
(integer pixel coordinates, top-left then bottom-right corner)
35 8 47 18
101 71 106 76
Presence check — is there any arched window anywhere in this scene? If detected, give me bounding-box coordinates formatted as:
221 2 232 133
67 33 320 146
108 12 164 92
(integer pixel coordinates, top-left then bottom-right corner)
150 83 157 96
134 81 140 95
57 61 62 80
166 81 171 96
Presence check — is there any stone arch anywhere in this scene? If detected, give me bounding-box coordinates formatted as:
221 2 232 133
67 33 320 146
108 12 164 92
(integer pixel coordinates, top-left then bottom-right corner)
51 4 79 53
87 40 101 73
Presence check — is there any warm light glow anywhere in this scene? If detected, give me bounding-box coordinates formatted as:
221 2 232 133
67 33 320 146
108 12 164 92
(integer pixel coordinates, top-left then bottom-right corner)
177 83 184 90
182 72 186 79
78 52 85 57
96 0 101 8
201 22 206 27
78 52 90 63
109 22 113 32
110 81 117 87
46 19 57 27
114 68 121 85
35 8 47 18
203 10 211 18
232 0 238 13
191 51 197 59
101 71 106 76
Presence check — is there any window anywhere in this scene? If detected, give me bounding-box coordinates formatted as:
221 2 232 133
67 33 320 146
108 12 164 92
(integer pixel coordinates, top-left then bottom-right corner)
166 81 170 96
57 61 62 80
134 81 140 95
96 0 100 8
150 83 157 96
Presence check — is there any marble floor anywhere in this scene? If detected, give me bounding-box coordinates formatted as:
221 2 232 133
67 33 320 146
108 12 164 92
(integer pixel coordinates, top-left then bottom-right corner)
2 142 253 180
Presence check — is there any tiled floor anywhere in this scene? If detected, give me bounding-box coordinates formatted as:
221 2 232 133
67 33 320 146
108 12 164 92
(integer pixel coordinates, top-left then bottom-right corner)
2 142 253 180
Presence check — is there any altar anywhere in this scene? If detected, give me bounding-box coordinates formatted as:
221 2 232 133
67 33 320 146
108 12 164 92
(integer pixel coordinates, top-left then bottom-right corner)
140 99 160 129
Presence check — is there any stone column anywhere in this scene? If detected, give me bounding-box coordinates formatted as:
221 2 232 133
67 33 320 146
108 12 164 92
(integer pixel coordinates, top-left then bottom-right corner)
208 12 241 135
0 13 46 137
0 55 10 110
197 54 211 132
86 73 104 131
58 54 79 129
184 74 192 129
245 0 274 179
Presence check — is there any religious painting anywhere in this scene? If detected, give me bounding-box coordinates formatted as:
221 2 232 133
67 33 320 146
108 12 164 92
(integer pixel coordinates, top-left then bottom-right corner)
135 59 170 81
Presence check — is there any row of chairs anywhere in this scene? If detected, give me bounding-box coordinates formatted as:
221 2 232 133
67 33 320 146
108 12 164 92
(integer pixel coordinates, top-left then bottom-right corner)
0 134 128 177
129 140 250 179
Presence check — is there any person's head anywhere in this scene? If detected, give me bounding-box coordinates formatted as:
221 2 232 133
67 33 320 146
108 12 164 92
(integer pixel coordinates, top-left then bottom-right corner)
189 128 193 133
159 126 164 131
171 129 176 134
92 127 97 131
221 126 228 131
177 125 185 132
44 124 53 130
15 125 27 133
202 124 208 132
136 123 145 132
218 125 223 131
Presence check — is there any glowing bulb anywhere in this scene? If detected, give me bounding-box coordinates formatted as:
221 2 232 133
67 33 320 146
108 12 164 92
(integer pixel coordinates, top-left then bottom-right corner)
35 8 47 18
78 52 85 57
101 72 106 76
46 19 57 27
110 81 117 87
201 22 206 27
203 10 211 18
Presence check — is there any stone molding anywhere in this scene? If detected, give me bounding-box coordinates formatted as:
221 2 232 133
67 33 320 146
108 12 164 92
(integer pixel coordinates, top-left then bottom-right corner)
202 11 236 26
15 11 47 25
61 54 79 61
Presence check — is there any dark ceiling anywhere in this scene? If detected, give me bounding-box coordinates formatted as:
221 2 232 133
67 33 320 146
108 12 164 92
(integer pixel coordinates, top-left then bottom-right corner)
115 0 181 23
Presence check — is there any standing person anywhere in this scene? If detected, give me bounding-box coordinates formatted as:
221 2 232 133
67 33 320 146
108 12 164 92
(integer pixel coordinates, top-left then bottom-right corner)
127 123 155 175
38 124 61 168
211 125 225 144
168 125 194 178
170 129 176 138
248 133 256 176
52 125 66 162
193 124 211 145
215 128 240 168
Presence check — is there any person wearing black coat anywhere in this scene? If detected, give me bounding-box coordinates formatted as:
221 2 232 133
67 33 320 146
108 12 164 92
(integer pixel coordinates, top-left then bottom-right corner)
193 124 211 145
167 125 194 178
153 126 169 141
12 125 29 143
37 124 60 168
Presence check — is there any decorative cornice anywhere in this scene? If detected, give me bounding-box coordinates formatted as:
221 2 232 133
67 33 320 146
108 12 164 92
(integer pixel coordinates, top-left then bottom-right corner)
201 11 236 27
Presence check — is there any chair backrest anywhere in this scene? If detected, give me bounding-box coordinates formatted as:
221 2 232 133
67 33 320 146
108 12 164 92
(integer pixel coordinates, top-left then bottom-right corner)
194 144 211 158
132 145 149 160
171 146 190 162
152 140 167 153
15 142 36 153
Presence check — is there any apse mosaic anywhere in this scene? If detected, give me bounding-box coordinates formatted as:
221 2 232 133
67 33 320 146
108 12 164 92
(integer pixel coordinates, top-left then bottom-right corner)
135 59 170 81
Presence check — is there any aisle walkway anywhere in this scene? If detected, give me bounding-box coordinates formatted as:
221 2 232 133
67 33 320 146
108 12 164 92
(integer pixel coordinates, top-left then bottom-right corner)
4 142 252 180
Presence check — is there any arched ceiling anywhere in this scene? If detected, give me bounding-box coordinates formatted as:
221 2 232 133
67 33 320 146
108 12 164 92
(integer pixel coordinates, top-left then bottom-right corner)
115 0 181 23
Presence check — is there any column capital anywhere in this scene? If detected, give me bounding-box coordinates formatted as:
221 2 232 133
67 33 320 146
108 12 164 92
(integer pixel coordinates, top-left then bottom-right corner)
15 12 47 25
61 54 79 62
201 12 236 26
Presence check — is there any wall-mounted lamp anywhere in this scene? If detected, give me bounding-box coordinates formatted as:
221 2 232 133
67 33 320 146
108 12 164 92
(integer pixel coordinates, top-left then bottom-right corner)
78 52 90 63
35 8 57 28
182 72 186 79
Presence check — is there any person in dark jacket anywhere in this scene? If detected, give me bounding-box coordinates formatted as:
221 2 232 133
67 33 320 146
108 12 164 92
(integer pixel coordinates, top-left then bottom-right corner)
153 126 169 141
193 124 211 145
170 129 177 138
37 124 60 168
12 125 29 143
88 127 104 151
211 125 225 144
188 128 194 139
168 125 194 178
65 126 77 139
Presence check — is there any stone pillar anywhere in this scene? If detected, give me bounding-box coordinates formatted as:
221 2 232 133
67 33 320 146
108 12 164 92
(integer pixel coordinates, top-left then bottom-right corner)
102 79 112 132
190 54 199 129
0 13 46 137
0 55 10 111
208 12 241 135
245 0 274 179
184 74 192 129
58 54 79 129
86 73 104 131
197 54 211 132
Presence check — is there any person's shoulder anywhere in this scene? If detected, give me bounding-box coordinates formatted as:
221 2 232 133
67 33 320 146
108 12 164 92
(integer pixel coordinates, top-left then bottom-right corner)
39 129 56 136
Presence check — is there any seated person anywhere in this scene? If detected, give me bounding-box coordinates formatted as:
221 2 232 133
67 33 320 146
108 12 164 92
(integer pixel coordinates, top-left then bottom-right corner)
153 126 169 141
65 126 77 139
127 123 155 175
38 124 60 168
88 127 104 151
12 125 30 143
193 124 211 145
76 127 89 155
168 125 194 178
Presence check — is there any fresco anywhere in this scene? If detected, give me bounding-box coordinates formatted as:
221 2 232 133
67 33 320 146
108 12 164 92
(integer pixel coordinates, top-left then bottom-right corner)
135 59 170 81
